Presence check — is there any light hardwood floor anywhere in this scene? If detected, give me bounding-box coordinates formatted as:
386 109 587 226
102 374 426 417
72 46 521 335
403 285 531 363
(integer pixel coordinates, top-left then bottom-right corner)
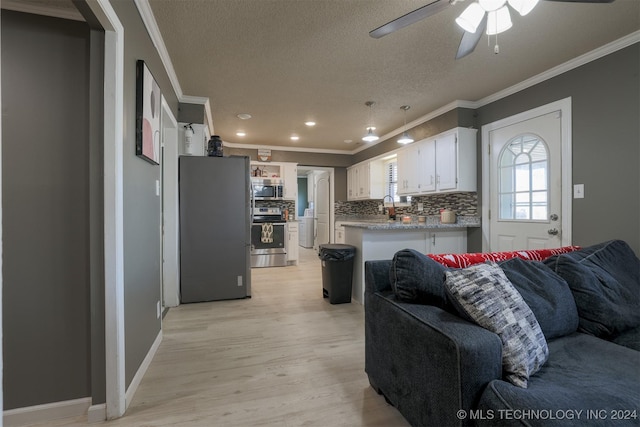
32 248 409 427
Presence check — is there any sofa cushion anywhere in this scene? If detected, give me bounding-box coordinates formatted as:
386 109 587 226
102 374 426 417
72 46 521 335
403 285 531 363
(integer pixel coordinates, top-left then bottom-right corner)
499 258 578 340
544 240 640 339
477 333 640 427
444 262 549 388
611 326 640 351
389 249 448 308
428 246 581 268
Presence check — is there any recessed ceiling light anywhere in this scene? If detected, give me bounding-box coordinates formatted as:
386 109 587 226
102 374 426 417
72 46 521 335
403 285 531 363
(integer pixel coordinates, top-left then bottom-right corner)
344 139 353 144
290 135 300 141
236 131 246 137
305 121 316 127
237 113 252 120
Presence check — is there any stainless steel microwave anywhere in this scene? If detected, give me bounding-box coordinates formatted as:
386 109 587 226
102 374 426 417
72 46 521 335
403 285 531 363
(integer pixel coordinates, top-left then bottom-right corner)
252 178 284 200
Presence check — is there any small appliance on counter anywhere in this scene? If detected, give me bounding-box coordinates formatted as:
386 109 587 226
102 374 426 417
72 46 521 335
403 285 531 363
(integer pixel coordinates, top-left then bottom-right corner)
440 209 456 224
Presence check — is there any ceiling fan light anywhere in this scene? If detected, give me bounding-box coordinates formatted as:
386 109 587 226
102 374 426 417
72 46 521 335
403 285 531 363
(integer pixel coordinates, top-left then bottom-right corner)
508 0 538 16
397 132 414 144
486 6 512 35
455 2 485 33
362 127 379 142
478 0 507 12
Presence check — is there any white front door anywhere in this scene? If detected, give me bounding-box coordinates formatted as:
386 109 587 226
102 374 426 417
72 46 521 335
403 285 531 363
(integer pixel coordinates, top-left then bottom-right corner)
483 99 572 251
314 172 330 250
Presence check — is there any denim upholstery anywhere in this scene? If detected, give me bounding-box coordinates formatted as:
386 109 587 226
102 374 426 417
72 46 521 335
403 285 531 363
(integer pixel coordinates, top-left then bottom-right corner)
499 258 578 340
365 240 640 427
545 240 640 339
477 333 640 427
390 249 448 308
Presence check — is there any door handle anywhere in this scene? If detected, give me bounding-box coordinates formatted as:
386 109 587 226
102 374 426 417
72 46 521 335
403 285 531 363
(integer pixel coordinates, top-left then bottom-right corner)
547 228 559 236
550 214 558 221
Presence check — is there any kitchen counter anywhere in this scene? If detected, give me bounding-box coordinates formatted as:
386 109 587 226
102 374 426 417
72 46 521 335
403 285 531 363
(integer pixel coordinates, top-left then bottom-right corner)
341 215 480 230
342 216 481 304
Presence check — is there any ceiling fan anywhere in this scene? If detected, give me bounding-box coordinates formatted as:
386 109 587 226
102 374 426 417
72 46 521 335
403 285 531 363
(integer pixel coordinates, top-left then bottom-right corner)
370 0 615 59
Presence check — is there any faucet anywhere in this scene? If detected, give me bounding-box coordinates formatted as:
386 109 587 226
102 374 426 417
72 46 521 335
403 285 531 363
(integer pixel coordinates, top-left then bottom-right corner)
382 195 396 220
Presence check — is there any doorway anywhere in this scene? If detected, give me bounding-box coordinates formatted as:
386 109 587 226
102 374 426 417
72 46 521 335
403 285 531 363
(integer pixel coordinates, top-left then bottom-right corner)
482 98 572 251
297 166 335 250
160 98 179 308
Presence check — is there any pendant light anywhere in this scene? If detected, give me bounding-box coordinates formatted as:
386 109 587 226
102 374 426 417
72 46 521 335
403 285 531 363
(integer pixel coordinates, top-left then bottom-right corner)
397 105 414 144
362 101 379 142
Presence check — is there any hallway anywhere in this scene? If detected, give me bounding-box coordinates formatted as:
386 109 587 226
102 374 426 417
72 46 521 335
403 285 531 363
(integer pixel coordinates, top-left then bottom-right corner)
32 248 408 427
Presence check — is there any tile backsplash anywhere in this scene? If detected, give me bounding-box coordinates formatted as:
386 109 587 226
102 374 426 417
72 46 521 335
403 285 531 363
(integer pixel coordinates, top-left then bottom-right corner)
335 192 478 217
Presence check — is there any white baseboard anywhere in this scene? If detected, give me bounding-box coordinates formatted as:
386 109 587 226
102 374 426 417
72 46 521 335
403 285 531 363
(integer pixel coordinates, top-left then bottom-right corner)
125 330 163 409
3 397 91 427
87 404 106 423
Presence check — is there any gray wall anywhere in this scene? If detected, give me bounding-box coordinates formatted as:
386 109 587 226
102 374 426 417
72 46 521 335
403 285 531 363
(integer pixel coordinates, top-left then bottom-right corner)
110 0 180 387
476 44 640 255
2 11 92 409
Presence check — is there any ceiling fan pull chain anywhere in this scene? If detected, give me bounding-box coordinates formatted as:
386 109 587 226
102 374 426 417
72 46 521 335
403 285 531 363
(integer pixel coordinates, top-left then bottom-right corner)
494 32 500 54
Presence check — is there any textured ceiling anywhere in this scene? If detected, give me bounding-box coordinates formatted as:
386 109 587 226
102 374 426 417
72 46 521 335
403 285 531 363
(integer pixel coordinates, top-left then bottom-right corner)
11 0 638 153
149 0 638 153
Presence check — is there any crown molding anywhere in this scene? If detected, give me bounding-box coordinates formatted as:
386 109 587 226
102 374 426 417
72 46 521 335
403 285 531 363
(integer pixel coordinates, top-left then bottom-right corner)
180 96 214 134
222 141 353 156
133 0 215 135
351 100 476 154
132 1 638 156
2 0 84 21
475 30 640 108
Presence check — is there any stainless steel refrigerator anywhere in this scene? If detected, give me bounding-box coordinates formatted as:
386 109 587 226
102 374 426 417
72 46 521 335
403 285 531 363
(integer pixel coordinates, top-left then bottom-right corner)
179 155 251 302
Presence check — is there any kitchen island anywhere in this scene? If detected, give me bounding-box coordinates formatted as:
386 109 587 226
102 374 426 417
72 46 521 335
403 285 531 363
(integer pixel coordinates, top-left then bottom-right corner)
343 216 481 304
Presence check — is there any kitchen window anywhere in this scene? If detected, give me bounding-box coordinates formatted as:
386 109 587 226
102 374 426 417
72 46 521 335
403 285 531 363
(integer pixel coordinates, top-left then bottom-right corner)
385 159 411 206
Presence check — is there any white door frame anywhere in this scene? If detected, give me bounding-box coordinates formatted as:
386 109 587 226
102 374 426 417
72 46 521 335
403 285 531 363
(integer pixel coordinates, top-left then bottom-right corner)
297 166 335 244
84 0 126 419
481 97 573 251
1 3 5 421
160 97 179 308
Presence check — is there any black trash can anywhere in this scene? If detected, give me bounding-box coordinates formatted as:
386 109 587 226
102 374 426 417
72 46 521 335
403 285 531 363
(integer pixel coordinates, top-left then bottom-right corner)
318 244 356 304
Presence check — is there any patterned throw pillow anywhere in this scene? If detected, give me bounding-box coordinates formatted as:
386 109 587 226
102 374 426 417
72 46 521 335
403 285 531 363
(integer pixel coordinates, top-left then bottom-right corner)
444 262 549 388
428 246 581 268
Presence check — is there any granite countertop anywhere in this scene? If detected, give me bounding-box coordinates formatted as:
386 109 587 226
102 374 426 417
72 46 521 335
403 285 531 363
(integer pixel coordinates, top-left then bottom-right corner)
339 215 481 230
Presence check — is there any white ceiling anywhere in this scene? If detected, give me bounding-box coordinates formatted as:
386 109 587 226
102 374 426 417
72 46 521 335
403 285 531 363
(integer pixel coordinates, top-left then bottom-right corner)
8 0 638 153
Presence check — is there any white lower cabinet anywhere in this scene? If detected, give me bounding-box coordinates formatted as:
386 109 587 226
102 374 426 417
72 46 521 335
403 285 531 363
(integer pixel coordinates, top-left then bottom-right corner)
286 222 299 265
335 223 345 244
428 230 466 254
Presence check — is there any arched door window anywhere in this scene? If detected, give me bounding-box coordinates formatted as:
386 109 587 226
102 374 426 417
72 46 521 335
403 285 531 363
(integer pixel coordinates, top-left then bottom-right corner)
498 134 549 221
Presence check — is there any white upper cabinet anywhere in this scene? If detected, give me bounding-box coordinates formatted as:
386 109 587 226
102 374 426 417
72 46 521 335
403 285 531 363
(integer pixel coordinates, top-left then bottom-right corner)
281 162 298 200
397 127 477 195
398 141 434 195
347 160 384 200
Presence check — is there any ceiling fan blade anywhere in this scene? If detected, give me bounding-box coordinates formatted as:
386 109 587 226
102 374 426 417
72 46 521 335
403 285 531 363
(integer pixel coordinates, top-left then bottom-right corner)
455 15 487 59
369 0 451 39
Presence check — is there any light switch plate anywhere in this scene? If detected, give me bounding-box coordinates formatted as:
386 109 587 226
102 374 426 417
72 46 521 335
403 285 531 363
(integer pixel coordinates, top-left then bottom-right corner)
573 184 584 199
155 180 160 196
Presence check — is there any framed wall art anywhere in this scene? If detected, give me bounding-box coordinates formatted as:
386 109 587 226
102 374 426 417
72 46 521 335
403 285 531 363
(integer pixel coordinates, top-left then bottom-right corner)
135 60 161 165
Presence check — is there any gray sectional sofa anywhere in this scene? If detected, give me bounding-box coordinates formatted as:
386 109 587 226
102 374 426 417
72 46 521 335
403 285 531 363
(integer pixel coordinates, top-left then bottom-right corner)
364 240 640 427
